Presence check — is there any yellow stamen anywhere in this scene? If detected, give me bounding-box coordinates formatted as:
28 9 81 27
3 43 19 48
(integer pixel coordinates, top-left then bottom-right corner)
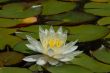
56 39 63 48
49 39 55 48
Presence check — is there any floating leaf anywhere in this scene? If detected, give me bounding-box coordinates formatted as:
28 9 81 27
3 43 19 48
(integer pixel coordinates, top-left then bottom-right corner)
92 48 110 64
0 18 21 27
0 3 41 18
47 64 92 73
0 51 24 66
0 28 22 49
91 0 110 2
72 54 110 72
19 25 39 33
0 67 32 73
13 41 35 54
42 0 76 15
98 17 110 25
45 11 96 25
66 25 109 42
84 2 110 16
29 64 42 71
0 0 10 3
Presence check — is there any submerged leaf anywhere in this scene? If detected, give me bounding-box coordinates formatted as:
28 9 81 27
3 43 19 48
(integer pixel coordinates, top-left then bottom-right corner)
0 51 24 66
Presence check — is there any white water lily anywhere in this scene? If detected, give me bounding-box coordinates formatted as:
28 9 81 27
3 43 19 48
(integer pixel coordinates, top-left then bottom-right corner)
23 26 82 65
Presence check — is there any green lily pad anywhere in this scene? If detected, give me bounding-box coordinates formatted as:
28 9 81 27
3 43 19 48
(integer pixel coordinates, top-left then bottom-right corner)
84 2 110 16
0 28 22 49
92 48 110 64
45 11 96 25
91 0 110 2
18 25 109 42
0 67 32 73
29 64 42 71
47 64 92 73
98 17 110 25
42 0 76 15
0 0 10 3
13 41 35 54
19 25 39 33
0 3 41 18
66 25 109 42
0 18 21 27
72 54 110 72
0 51 24 66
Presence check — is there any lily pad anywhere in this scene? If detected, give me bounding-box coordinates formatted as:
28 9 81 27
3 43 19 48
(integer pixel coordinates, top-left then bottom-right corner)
0 67 32 73
41 0 76 15
18 25 109 42
29 64 42 71
0 28 22 49
0 3 41 18
13 41 35 54
91 0 110 2
84 2 110 16
0 18 21 27
72 54 110 72
0 0 10 3
45 11 96 25
0 51 24 66
18 25 39 33
92 48 110 64
98 17 110 25
47 64 92 73
66 25 109 42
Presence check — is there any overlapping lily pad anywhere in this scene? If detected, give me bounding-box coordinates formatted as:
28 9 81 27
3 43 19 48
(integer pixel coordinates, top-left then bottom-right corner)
72 54 110 72
13 41 35 54
66 25 109 42
47 64 92 73
84 2 110 16
45 11 96 25
0 3 41 18
92 48 110 64
41 0 77 15
0 67 32 73
98 17 110 25
91 0 110 2
0 18 21 27
0 0 10 3
0 28 22 49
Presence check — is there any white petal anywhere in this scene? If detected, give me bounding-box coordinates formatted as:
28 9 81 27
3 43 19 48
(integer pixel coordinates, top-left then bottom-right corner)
47 49 54 57
26 35 42 52
60 41 78 54
60 57 74 62
72 51 83 56
48 59 59 65
26 44 42 52
49 26 55 34
60 51 82 62
23 55 42 62
39 26 44 33
36 57 47 65
57 26 62 34
62 46 78 54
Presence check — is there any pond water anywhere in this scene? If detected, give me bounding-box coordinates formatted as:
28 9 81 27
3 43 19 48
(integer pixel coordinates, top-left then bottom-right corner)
0 0 110 73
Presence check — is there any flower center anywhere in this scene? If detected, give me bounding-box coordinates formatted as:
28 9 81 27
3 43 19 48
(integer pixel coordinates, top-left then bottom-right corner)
43 38 63 49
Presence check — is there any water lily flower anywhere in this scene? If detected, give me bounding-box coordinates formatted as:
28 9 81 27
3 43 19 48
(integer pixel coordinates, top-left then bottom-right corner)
23 26 82 66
